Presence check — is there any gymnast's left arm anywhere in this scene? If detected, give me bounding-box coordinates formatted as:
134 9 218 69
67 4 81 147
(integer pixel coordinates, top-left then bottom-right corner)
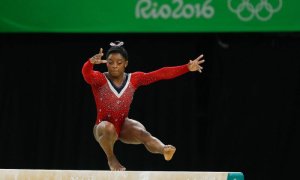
131 54 205 87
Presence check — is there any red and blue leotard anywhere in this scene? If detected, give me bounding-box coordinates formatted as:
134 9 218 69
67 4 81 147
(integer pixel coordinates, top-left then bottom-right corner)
82 60 189 136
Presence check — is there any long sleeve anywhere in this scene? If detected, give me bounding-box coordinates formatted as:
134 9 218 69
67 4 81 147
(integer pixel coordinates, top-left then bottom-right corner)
131 64 189 88
81 59 106 85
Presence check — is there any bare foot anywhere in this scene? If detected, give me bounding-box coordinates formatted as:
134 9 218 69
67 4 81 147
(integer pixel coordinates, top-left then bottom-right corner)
108 156 126 171
163 145 176 161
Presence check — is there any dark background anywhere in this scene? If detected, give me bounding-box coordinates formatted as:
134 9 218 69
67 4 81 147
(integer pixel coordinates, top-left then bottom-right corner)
0 33 299 179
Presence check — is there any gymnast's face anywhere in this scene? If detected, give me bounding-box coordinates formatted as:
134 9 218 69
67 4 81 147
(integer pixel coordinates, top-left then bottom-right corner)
106 53 128 78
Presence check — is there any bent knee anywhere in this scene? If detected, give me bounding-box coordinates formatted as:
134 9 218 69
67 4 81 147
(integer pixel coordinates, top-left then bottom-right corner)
96 121 117 137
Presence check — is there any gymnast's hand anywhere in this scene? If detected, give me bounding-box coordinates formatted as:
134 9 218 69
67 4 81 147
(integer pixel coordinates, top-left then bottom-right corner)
187 54 205 73
90 48 107 64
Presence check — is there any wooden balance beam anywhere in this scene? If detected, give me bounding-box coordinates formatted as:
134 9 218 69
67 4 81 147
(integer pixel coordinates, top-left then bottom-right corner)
0 169 244 180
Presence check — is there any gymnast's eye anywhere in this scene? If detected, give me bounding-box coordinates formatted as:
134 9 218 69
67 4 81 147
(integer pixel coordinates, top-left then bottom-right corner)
107 60 113 65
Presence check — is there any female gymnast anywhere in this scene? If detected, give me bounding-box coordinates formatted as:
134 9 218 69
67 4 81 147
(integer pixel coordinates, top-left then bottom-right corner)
82 41 205 171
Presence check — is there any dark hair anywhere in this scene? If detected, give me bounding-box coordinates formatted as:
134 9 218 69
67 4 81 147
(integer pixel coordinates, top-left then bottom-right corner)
106 41 128 60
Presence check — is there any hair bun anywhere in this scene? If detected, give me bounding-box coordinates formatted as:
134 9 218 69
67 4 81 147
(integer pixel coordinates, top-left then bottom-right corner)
110 41 124 47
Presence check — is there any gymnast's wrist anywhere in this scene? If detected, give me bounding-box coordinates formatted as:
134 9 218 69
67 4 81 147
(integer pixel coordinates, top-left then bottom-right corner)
89 57 96 64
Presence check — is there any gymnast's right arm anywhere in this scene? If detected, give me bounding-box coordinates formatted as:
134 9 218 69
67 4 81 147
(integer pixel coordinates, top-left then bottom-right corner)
82 48 107 85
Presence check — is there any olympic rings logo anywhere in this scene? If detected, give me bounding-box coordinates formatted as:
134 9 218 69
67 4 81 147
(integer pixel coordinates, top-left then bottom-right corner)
228 0 282 21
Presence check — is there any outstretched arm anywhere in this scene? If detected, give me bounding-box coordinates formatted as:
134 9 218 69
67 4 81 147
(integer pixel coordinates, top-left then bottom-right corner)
132 54 205 87
82 48 107 85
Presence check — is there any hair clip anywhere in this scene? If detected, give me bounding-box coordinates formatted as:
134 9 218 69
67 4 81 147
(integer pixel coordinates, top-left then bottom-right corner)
110 41 124 47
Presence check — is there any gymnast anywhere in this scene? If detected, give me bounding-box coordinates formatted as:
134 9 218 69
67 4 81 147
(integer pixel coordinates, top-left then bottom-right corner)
82 41 205 171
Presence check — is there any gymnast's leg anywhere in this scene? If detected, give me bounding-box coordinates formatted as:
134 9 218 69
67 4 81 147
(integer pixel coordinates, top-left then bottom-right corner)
93 121 125 171
119 118 176 161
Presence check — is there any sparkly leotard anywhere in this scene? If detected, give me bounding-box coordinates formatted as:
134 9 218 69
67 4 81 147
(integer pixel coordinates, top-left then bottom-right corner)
82 60 189 136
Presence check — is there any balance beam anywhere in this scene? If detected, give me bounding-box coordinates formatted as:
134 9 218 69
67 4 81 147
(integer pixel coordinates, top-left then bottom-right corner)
0 169 244 180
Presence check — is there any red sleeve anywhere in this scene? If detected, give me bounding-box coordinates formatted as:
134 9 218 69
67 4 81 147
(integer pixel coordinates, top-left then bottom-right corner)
131 64 189 88
81 59 106 85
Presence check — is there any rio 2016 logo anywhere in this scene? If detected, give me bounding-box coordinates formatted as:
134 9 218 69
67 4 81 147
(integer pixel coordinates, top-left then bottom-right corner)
228 0 282 21
135 0 214 19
